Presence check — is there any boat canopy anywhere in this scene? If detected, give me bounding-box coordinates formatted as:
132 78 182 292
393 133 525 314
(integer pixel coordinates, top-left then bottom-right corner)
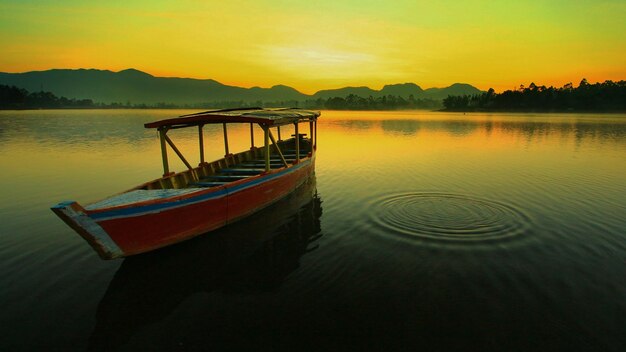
145 107 320 129
142 107 319 176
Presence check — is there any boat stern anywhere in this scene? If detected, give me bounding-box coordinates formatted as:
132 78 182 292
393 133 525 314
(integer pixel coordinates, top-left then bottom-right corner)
51 201 124 260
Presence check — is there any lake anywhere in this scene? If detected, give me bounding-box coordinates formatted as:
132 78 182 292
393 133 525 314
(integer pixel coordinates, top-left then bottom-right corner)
0 109 625 351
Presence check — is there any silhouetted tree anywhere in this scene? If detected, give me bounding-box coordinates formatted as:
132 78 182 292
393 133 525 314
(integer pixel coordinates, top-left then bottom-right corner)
0 85 28 108
442 80 626 112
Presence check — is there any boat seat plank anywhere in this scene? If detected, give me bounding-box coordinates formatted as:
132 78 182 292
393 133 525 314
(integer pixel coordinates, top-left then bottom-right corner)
236 163 284 168
281 154 308 158
219 168 265 175
202 175 253 181
245 159 296 164
282 150 311 154
241 160 285 164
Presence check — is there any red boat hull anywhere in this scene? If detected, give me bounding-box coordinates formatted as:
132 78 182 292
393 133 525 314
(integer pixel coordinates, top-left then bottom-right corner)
52 158 315 259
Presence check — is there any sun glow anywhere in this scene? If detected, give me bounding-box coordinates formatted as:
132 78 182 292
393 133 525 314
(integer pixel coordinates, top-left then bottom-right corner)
260 46 385 82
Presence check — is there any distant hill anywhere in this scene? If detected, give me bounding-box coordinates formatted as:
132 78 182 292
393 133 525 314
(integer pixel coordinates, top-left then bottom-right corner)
380 83 424 97
0 69 307 104
0 68 483 105
312 82 480 101
423 83 483 99
312 86 379 100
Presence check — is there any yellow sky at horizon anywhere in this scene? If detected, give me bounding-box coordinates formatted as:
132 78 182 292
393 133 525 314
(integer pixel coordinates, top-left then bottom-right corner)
0 0 624 94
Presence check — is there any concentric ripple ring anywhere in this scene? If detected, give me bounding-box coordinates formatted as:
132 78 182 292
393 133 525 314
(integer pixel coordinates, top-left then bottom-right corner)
369 192 531 243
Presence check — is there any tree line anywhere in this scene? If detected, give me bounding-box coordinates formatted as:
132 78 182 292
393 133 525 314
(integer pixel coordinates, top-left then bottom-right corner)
301 94 441 110
195 96 442 110
0 84 96 109
442 79 626 112
0 84 444 111
5 79 624 112
0 84 295 109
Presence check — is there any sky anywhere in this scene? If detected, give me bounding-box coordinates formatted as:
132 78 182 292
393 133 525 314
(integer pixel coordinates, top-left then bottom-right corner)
0 0 624 93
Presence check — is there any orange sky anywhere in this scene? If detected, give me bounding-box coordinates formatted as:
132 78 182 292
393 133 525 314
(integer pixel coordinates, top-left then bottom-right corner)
0 1 624 93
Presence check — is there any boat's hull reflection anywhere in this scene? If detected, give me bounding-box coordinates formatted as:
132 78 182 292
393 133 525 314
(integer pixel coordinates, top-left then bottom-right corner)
88 175 321 351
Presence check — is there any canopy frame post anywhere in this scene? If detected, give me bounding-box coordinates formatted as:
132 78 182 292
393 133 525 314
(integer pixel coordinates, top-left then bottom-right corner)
250 123 255 149
294 122 300 164
314 120 317 150
309 120 314 154
198 124 205 164
159 127 171 176
222 123 230 156
277 126 282 141
263 124 270 172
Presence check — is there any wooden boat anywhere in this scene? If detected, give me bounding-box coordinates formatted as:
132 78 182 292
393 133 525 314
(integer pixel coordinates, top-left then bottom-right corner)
52 108 320 259
88 176 321 349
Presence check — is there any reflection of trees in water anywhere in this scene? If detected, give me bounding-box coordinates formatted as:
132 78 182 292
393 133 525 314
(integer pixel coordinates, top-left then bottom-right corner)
335 119 376 131
484 120 493 136
572 122 626 142
441 121 478 136
0 112 155 147
497 120 626 144
499 121 553 144
378 120 478 137
0 111 225 148
88 176 322 351
380 120 421 135
373 117 626 144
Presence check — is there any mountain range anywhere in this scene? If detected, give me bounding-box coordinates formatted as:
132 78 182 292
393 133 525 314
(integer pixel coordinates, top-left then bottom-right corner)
0 68 483 105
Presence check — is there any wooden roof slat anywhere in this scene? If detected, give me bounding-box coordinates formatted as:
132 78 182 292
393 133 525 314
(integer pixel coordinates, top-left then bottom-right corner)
144 108 320 129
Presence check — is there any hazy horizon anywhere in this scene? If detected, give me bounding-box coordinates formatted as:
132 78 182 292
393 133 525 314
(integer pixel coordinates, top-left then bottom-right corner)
0 67 490 94
1 67 619 98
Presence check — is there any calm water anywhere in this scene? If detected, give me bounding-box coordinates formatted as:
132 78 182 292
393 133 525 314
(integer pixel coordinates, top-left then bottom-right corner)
1 110 625 351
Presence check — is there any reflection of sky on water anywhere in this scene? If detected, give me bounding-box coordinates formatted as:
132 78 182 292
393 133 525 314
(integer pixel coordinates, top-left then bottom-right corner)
0 109 625 351
304 111 626 150
1 110 624 149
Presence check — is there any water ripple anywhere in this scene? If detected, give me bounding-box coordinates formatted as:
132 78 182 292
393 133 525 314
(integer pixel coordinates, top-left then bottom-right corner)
369 192 531 244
